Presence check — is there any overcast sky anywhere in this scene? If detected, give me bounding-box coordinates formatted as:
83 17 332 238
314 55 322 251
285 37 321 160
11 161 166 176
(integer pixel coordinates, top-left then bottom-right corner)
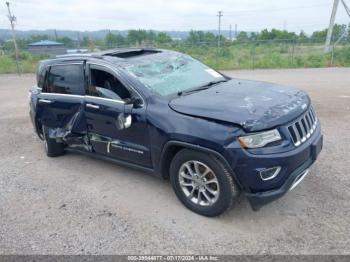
0 0 349 33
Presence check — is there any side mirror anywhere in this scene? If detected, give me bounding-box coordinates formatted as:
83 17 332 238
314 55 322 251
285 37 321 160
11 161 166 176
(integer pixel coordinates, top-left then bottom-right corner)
116 113 132 130
131 96 143 108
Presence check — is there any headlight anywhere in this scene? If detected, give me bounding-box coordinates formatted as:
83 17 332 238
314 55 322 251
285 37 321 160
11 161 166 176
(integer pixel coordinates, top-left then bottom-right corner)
238 129 281 148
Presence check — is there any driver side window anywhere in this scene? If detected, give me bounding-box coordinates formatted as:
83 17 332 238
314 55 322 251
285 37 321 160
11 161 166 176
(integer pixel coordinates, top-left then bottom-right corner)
88 67 132 103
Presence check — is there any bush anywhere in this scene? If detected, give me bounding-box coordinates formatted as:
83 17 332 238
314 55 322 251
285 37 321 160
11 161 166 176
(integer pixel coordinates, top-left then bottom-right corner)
333 46 350 66
0 56 17 74
0 52 44 74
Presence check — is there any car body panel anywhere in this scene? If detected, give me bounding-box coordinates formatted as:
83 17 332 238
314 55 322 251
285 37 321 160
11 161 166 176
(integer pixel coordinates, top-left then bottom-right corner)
84 96 152 168
36 93 86 139
169 79 310 132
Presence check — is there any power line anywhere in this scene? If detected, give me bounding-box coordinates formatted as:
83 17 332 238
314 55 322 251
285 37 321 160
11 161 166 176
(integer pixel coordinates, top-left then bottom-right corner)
225 3 331 16
236 22 331 31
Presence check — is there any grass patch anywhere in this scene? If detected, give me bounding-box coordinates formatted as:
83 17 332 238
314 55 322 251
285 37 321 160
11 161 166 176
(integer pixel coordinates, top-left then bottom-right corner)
0 52 46 74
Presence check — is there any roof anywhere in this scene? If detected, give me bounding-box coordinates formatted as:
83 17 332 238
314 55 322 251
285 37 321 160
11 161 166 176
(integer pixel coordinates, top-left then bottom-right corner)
50 48 179 67
56 48 166 61
28 40 64 46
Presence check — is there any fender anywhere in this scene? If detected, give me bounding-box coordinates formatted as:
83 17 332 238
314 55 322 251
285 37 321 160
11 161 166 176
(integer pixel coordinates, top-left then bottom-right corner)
158 140 244 190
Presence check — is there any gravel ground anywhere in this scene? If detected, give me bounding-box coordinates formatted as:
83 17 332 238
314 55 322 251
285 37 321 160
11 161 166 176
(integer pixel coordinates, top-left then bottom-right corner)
0 68 349 255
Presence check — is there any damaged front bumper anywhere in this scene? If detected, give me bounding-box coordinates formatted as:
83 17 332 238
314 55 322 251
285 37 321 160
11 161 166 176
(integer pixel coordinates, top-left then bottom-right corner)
245 133 323 210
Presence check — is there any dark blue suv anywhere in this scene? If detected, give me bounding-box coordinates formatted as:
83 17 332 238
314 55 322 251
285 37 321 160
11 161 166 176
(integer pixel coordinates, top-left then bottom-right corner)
29 48 323 216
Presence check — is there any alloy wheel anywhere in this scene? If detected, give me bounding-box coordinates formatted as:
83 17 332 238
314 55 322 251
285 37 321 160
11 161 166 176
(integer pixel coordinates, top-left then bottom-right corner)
178 160 220 206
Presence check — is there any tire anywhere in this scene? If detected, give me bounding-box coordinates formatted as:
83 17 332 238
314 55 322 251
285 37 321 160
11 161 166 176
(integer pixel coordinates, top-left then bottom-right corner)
43 126 65 157
170 149 239 217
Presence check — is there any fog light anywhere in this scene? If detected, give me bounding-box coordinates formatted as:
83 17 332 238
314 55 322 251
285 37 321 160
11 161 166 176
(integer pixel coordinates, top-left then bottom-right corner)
259 167 281 181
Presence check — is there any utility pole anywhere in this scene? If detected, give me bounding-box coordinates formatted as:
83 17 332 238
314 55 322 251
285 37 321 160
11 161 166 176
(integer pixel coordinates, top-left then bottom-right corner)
77 32 81 49
229 24 232 41
235 24 238 38
54 29 58 41
217 11 223 49
325 0 340 52
6 1 20 75
341 0 350 17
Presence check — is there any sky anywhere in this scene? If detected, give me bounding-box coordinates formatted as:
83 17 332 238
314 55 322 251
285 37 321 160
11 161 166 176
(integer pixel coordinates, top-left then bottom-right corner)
0 0 349 33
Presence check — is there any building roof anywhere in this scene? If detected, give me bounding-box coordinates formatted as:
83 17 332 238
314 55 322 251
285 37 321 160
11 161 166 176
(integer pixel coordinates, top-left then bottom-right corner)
28 40 64 46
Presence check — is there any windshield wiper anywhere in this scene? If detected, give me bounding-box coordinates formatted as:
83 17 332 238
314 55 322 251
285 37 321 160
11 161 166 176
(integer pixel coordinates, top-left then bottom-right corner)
177 79 228 96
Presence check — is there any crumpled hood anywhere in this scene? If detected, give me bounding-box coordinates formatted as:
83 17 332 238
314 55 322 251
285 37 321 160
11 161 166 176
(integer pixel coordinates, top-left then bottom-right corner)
169 79 310 132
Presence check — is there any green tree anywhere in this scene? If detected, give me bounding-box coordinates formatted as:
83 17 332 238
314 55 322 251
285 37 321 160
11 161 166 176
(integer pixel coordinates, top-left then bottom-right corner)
57 36 74 48
127 29 148 45
249 32 257 41
236 31 249 42
146 30 157 43
256 29 297 40
311 24 347 42
186 30 217 44
204 32 216 43
28 34 50 43
298 31 309 42
187 30 200 43
105 32 118 48
80 36 89 47
156 32 172 44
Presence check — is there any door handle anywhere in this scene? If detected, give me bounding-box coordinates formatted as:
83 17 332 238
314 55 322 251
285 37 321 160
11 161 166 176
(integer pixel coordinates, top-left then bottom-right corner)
86 103 100 109
39 99 52 104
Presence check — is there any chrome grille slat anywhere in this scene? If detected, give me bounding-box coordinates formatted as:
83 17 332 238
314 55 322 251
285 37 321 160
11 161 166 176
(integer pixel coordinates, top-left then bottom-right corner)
300 119 307 137
287 107 318 147
309 111 314 123
305 114 312 130
292 125 301 144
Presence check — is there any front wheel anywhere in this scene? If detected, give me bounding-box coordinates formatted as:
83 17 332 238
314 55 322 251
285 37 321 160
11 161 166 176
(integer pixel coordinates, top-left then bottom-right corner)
170 149 239 217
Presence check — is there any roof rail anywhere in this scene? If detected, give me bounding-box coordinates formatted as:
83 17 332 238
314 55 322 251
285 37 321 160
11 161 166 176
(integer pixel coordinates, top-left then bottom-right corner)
55 53 103 59
55 47 160 59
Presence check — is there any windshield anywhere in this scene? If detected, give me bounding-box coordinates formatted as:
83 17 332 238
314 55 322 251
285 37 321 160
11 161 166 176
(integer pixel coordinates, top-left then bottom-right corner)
124 53 226 96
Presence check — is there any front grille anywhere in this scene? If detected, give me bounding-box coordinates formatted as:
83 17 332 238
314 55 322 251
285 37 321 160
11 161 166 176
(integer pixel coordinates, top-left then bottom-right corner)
287 107 318 146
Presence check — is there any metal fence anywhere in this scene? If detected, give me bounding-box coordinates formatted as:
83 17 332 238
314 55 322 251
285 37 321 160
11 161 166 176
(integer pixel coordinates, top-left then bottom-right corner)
1 38 350 74
147 39 350 70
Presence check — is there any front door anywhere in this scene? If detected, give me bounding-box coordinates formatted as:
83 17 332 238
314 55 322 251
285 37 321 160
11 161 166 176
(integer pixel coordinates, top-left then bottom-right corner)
84 63 152 168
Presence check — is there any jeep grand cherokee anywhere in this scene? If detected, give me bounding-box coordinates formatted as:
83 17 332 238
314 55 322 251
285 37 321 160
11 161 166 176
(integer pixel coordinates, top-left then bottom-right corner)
29 48 323 216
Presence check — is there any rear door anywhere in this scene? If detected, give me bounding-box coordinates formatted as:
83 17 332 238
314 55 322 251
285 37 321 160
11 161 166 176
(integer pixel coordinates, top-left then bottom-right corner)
36 62 87 138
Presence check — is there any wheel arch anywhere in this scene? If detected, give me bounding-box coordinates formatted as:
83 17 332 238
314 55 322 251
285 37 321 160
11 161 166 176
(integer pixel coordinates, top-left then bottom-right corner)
159 141 243 189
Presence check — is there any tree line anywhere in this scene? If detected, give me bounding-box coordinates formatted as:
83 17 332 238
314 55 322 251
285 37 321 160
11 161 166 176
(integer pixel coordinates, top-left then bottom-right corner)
235 24 350 43
0 24 349 52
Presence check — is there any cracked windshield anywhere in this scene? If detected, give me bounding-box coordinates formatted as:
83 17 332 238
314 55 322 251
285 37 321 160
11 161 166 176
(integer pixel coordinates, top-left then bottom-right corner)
125 54 225 96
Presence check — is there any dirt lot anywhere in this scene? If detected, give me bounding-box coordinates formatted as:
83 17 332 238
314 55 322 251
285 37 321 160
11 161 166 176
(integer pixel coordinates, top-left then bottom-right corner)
0 68 349 255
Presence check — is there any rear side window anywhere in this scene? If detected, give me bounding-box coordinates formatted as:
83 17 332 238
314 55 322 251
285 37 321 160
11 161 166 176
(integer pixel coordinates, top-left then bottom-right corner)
36 63 47 88
44 64 85 95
